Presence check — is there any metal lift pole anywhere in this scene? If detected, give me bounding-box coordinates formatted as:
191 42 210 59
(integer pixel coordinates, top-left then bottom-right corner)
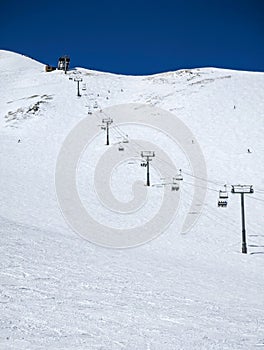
240 192 247 254
231 185 253 254
146 157 150 187
141 151 155 187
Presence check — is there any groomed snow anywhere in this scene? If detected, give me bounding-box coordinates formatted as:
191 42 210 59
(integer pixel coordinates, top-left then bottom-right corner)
0 50 264 349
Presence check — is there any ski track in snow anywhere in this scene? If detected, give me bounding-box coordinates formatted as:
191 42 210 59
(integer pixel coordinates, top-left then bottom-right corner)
0 50 264 349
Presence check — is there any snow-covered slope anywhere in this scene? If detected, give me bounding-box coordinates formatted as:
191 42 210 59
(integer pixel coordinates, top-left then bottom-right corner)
0 50 264 349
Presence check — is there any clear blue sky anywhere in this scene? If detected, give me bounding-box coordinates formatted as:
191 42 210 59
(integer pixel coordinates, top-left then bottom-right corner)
1 0 263 75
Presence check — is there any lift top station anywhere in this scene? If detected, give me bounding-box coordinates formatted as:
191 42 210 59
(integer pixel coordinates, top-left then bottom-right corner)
58 55 70 73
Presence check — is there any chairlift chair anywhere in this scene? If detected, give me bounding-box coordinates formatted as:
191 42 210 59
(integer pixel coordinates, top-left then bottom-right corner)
219 190 228 199
171 177 180 191
171 184 180 191
218 186 228 207
118 144 124 151
87 106 92 115
160 177 166 185
155 184 163 188
218 200 228 207
175 169 183 181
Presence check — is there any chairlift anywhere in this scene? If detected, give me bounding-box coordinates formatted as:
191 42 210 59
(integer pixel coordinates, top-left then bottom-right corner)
118 144 124 151
94 102 98 108
123 137 129 144
175 169 183 181
160 177 166 185
101 126 106 130
82 83 86 91
218 200 228 207
141 162 147 167
171 184 180 191
218 186 228 207
219 190 228 199
171 177 179 190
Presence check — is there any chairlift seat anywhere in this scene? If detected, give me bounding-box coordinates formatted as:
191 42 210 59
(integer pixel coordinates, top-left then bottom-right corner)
218 200 227 207
219 190 228 199
175 174 183 181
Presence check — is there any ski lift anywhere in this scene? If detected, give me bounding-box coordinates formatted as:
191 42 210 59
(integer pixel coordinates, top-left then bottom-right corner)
154 184 163 188
219 190 228 199
94 101 98 109
218 200 227 207
87 106 92 115
141 162 147 167
171 177 180 191
160 177 166 185
101 125 106 130
123 136 129 144
218 185 228 207
171 184 180 191
175 169 183 181
82 83 86 91
118 143 124 151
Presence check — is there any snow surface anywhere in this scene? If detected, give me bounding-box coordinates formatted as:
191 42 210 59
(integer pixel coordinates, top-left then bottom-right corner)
0 50 264 349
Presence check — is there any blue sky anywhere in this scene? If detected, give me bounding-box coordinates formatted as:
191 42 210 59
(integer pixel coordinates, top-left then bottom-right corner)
1 0 264 74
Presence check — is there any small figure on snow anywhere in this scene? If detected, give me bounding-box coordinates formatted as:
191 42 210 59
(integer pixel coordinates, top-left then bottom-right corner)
247 148 252 153
18 139 21 143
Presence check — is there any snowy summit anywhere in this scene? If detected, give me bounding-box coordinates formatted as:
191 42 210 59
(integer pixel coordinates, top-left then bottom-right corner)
0 50 264 349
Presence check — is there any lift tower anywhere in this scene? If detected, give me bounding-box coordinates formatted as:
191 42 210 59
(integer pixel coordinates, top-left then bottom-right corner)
141 151 155 186
101 118 113 145
231 185 254 254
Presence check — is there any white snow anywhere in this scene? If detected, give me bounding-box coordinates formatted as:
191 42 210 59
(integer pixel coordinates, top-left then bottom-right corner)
0 49 264 349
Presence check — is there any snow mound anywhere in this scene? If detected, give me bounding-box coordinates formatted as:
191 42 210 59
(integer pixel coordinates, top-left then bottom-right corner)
0 50 43 73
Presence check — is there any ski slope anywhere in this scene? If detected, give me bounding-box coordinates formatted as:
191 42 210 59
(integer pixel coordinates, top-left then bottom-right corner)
0 50 264 349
